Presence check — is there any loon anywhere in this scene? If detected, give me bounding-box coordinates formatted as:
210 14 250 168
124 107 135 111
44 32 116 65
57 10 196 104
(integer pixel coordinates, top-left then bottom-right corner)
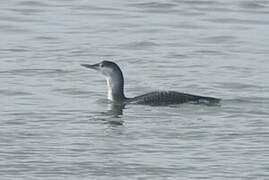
81 61 220 106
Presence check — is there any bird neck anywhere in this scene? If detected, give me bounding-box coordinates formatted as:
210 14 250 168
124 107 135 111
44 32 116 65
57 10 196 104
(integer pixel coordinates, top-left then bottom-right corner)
105 74 126 102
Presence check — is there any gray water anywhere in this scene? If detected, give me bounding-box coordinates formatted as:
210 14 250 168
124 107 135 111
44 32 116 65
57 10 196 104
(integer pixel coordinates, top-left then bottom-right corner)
1 0 269 179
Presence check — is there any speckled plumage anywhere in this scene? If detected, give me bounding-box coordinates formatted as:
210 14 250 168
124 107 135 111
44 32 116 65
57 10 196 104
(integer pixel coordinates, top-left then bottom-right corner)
128 91 220 105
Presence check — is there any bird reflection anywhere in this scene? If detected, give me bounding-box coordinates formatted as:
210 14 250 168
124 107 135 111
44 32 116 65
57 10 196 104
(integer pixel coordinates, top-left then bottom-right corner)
97 102 126 126
107 102 125 117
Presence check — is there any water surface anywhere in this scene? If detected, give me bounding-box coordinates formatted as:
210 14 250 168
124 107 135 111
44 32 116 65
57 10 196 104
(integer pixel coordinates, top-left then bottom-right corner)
1 0 269 179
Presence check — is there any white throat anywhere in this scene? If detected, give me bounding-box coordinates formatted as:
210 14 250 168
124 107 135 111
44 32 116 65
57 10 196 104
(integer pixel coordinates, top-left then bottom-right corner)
106 77 113 101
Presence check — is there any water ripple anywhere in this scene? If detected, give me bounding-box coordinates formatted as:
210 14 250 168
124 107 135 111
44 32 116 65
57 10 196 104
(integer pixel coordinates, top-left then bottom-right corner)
1 0 269 179
0 69 73 76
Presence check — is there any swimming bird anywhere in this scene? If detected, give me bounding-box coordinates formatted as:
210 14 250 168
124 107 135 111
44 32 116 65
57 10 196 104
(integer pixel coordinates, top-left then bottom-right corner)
81 61 220 106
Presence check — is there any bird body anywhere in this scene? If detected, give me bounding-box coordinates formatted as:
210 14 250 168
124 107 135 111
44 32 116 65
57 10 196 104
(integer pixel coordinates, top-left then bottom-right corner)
128 91 219 105
81 61 220 106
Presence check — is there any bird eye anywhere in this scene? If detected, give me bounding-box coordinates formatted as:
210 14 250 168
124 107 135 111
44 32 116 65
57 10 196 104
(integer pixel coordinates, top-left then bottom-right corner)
100 63 104 68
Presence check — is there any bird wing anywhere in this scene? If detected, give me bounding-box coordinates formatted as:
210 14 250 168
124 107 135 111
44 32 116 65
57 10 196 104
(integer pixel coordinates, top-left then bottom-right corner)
129 91 220 105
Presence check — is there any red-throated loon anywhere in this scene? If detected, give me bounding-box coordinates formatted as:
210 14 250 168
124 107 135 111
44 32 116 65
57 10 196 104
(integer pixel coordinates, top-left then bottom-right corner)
81 61 220 105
